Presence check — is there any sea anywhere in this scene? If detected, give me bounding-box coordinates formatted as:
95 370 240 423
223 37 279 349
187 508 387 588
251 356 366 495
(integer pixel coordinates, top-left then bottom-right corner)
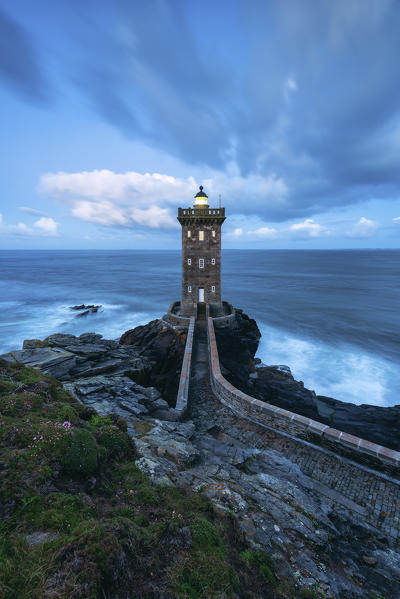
0 249 399 407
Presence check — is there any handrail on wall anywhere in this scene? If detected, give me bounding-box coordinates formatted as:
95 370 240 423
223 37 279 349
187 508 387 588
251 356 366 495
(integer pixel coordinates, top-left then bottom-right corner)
206 316 400 470
175 316 195 417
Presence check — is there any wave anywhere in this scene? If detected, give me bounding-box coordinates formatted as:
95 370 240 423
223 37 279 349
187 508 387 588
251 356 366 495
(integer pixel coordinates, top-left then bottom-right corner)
0 302 161 354
257 322 399 408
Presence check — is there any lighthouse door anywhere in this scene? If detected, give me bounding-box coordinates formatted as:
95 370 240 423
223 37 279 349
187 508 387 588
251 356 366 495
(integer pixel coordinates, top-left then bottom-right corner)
198 288 205 303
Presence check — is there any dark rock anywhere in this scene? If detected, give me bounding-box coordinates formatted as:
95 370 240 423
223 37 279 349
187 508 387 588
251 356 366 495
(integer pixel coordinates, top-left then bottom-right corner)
1 347 77 381
214 310 261 388
70 304 101 311
22 339 45 349
65 344 108 359
151 408 180 421
362 555 378 565
44 333 85 348
215 311 400 451
120 319 186 404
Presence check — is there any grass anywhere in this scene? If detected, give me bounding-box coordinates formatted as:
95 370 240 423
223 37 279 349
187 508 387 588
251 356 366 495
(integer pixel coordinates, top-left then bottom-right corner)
0 357 298 598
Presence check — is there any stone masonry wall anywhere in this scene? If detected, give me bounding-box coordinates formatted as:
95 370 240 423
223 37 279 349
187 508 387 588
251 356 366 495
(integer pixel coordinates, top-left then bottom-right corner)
165 302 192 327
178 209 225 315
175 316 195 416
207 316 400 476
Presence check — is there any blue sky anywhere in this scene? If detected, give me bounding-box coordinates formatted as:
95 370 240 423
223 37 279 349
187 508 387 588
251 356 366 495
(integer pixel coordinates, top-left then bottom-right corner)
0 0 399 249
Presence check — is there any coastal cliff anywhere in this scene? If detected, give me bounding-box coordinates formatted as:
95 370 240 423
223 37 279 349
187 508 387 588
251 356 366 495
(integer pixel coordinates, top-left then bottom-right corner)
214 309 400 452
1 313 400 598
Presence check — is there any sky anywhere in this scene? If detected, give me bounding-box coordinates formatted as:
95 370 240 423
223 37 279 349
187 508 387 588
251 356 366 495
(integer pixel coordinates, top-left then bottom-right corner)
0 0 399 250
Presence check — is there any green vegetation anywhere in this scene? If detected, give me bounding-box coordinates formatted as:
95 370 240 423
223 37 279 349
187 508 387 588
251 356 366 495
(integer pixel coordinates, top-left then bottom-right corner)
0 358 291 598
240 549 277 587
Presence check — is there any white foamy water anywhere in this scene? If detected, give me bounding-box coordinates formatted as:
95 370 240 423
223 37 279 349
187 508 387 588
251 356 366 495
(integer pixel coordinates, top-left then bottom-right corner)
257 322 399 407
0 300 159 353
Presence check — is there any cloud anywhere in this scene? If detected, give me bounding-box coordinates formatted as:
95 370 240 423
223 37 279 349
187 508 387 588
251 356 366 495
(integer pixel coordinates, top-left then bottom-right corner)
4 1 400 226
288 218 329 238
66 0 398 222
0 213 59 237
0 213 33 236
226 227 243 239
18 206 47 217
39 168 289 229
40 170 196 204
393 217 400 223
34 217 59 235
0 8 49 102
248 226 277 238
40 170 195 229
347 216 379 237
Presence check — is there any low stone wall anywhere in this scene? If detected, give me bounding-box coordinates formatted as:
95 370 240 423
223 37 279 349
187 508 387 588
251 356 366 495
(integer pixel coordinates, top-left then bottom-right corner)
165 302 191 327
175 316 195 417
211 302 236 327
207 317 400 475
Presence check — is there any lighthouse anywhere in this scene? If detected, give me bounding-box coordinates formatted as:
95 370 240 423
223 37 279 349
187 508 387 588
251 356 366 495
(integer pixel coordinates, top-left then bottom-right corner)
177 186 226 316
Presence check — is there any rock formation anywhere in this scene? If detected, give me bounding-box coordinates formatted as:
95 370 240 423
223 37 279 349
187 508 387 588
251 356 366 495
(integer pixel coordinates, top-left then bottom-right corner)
2 314 400 597
214 311 400 451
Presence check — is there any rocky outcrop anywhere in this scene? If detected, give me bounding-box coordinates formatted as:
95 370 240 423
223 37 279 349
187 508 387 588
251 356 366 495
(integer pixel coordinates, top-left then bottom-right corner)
120 319 187 404
215 312 400 451
2 316 400 596
133 352 400 599
2 330 178 427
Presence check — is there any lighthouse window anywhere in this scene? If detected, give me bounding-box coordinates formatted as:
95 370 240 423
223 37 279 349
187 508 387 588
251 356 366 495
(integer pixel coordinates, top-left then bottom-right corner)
211 285 216 293
199 258 204 268
211 258 216 265
199 231 204 241
187 230 191 238
188 285 192 293
212 230 216 237
187 258 191 265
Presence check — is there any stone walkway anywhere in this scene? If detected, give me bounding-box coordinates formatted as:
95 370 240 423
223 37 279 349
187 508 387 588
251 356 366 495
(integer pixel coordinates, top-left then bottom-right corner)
187 320 400 544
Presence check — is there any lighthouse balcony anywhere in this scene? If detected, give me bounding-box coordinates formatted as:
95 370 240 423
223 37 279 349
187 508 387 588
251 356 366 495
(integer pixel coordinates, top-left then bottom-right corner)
178 207 225 218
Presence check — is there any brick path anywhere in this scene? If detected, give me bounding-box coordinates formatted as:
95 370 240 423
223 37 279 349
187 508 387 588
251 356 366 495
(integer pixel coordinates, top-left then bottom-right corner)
187 320 400 543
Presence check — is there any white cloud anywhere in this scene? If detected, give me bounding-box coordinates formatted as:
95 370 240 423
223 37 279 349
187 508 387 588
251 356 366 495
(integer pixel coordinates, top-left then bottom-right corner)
248 226 277 238
34 217 59 235
0 213 33 236
347 216 379 238
39 170 195 204
71 200 129 227
39 168 288 230
130 206 176 229
0 213 59 237
288 218 329 238
393 216 400 223
226 227 243 239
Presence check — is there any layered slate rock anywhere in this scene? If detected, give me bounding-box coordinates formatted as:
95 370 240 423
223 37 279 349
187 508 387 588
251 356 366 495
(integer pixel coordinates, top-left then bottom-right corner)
214 310 400 452
1 330 176 427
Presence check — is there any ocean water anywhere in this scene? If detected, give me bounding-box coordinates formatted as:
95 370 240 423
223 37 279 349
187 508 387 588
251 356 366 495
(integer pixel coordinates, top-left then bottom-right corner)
0 249 399 407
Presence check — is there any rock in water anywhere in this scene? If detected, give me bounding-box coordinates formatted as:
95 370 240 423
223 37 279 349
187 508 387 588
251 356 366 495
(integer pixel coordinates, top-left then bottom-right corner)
70 304 102 316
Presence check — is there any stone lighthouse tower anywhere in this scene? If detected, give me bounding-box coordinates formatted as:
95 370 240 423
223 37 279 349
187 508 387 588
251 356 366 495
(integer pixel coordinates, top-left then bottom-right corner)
177 186 226 316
